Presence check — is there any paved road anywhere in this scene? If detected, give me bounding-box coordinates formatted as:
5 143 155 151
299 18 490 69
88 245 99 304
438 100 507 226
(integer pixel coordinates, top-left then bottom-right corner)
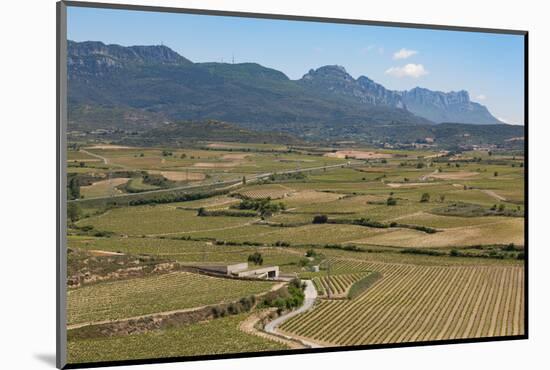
69 162 358 203
264 280 322 348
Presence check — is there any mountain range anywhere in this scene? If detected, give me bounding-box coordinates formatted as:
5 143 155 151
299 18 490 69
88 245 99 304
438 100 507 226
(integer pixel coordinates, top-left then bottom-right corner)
67 41 509 141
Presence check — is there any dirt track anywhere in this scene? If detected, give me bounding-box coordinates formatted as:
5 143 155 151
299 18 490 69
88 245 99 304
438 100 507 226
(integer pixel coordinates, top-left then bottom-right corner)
239 310 304 349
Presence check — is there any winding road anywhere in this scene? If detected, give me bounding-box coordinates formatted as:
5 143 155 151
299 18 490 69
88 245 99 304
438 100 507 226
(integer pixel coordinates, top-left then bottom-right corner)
264 280 322 348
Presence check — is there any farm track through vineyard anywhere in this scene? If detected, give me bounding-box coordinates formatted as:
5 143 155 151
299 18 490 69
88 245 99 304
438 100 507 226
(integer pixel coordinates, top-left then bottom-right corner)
279 260 524 346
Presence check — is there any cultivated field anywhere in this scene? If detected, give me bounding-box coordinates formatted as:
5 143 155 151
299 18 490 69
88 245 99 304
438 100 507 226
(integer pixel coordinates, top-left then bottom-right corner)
67 141 525 362
68 271 276 325
313 272 370 297
68 314 288 364
280 261 524 346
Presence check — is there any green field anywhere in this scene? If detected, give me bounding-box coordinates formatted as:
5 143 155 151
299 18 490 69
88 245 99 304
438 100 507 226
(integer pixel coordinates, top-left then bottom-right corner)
68 271 276 325
68 313 288 364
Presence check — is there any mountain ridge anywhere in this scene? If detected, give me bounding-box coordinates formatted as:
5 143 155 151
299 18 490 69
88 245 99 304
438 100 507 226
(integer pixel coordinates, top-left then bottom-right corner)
67 40 505 134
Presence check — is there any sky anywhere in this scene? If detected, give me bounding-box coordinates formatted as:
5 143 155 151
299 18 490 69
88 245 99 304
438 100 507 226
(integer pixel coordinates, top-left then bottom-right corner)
67 6 525 125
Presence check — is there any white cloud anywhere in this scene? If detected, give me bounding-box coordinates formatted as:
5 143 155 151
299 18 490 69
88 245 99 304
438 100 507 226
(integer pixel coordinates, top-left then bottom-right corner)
385 64 428 78
393 48 418 60
497 117 510 124
476 94 487 101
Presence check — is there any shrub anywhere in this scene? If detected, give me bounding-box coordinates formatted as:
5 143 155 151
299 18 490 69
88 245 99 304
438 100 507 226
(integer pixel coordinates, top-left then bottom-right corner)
420 193 430 203
305 249 317 257
227 303 240 315
274 241 290 247
401 248 444 256
248 252 263 266
386 197 397 206
312 214 328 224
450 249 460 257
298 257 310 267
67 203 82 222
503 243 518 251
517 252 525 260
211 306 227 318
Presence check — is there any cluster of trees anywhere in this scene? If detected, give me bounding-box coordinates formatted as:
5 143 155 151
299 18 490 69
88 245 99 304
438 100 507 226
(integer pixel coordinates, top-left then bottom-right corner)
67 203 81 222
327 217 438 234
267 172 307 182
247 252 264 266
68 176 81 200
260 278 305 314
142 173 173 187
231 197 285 216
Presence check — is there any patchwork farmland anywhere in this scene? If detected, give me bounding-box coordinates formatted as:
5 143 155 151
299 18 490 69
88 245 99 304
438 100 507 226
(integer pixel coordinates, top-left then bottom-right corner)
66 141 525 363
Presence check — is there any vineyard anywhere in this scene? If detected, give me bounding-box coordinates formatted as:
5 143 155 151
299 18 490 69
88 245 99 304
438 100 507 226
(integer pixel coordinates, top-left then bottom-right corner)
313 272 370 297
280 261 524 346
68 314 288 364
237 184 293 200
66 139 525 362
67 272 276 325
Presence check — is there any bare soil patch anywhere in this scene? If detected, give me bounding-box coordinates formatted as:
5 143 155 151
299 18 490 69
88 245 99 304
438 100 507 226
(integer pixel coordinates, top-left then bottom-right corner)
353 218 524 248
324 150 392 160
85 145 133 150
80 178 129 196
287 190 345 203
386 182 437 188
193 162 239 168
87 250 125 257
428 171 479 180
68 159 101 163
221 153 250 160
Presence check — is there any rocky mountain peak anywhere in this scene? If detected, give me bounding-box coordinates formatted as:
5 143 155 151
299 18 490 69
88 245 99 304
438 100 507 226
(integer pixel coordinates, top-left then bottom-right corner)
68 40 192 77
68 41 504 126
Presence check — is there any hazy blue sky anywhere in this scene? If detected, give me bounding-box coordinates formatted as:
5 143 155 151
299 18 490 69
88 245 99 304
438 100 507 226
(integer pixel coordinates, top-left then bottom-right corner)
68 6 525 125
